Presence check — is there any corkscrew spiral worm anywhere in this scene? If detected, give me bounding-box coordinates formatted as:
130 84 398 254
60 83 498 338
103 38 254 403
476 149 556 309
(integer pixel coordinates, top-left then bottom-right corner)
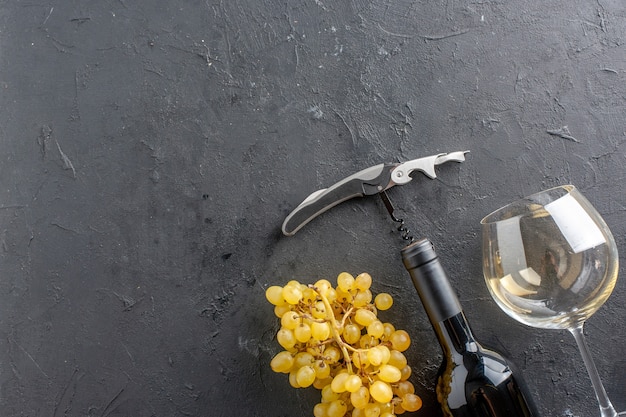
379 191 415 243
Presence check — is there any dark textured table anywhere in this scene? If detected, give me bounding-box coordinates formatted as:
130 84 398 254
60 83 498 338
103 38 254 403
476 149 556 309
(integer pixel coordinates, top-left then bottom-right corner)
1 1 625 416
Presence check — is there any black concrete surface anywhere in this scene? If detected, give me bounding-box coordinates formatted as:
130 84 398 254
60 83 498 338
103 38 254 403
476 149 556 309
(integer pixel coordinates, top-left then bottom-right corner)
1 1 625 416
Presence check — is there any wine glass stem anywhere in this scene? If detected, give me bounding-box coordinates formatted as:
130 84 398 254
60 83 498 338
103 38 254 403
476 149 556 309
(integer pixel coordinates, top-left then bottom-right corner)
569 323 617 417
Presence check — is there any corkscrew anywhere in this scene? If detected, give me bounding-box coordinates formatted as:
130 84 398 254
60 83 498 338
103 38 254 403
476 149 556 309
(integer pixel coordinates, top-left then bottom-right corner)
281 151 469 238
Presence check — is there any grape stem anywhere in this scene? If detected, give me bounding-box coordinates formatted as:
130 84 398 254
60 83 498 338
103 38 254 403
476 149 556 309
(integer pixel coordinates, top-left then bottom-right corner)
339 306 354 328
312 286 355 374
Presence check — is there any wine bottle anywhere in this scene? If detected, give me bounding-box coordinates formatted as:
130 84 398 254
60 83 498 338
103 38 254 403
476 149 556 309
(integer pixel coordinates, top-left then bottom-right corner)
401 238 541 417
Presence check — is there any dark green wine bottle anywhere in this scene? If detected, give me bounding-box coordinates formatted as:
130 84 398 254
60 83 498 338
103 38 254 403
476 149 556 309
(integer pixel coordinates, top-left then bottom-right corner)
401 238 541 417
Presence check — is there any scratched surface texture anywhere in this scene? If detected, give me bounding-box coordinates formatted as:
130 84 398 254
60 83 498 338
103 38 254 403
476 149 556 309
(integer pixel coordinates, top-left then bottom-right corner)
0 0 625 416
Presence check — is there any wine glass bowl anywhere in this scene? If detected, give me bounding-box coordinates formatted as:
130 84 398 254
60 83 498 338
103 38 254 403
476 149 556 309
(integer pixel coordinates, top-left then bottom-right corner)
481 185 624 417
481 185 619 330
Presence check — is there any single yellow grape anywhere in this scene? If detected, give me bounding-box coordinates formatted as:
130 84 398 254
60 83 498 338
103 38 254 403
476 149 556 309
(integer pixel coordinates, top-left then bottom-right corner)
283 284 303 305
379 401 394 415
374 292 393 310
289 370 300 388
314 360 331 379
401 393 423 412
367 320 385 338
378 364 402 383
364 402 381 417
367 346 384 367
265 286 285 305
313 377 331 390
274 304 291 318
388 350 407 369
369 380 393 403
350 385 370 409
323 346 341 364
370 345 391 366
381 322 395 340
312 300 327 319
294 323 312 343
353 289 372 307
343 323 361 344
314 279 333 296
311 321 331 340
330 372 349 393
325 287 338 303
335 288 353 303
354 309 377 326
352 407 366 417
354 272 372 291
281 311 300 330
302 287 318 303
352 350 369 369
400 365 412 381
322 383 340 402
327 399 348 417
296 365 316 387
337 272 355 292
277 328 297 349
294 351 315 368
377 345 391 364
270 351 294 373
359 334 379 349
314 402 329 417
394 380 415 397
390 330 411 352
344 374 362 392
393 402 406 415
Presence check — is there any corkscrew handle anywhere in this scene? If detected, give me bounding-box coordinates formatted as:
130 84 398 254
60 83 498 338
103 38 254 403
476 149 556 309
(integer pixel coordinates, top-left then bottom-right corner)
401 238 462 323
281 151 469 236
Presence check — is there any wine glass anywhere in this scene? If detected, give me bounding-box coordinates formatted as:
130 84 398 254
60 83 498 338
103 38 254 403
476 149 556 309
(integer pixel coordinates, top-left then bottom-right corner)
481 185 625 417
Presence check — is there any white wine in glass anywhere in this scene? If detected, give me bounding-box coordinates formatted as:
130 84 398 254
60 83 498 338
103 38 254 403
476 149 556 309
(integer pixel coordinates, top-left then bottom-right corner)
481 185 624 417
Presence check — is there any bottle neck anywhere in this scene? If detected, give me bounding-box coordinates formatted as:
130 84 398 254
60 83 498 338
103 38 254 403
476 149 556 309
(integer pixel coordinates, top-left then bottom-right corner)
402 238 463 321
437 312 479 354
401 238 478 354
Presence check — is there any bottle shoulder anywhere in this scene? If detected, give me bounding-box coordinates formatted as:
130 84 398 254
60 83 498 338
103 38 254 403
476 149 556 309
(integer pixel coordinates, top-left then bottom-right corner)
437 351 540 417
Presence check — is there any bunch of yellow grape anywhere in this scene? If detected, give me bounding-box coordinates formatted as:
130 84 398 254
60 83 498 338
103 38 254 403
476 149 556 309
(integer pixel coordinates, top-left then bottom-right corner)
265 272 422 417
